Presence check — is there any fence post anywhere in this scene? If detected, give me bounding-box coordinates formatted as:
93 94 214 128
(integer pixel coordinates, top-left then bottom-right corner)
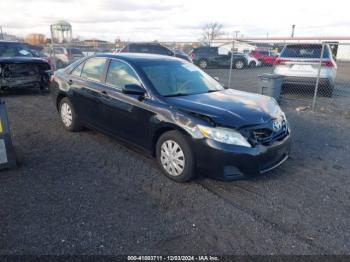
50 26 57 70
312 43 325 111
228 41 234 88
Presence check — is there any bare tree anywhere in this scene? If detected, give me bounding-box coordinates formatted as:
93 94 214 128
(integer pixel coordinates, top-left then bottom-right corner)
201 22 225 46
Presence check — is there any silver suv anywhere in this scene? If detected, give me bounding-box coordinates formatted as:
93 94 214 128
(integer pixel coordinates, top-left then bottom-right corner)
274 44 337 96
43 47 84 69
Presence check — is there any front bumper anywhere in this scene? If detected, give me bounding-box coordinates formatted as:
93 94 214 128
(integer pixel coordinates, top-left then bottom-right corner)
191 134 291 180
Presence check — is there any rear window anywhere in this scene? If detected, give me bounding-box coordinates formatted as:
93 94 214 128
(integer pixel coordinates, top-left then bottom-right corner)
281 45 330 58
0 43 33 57
129 44 152 53
153 45 172 55
68 48 83 55
54 48 64 54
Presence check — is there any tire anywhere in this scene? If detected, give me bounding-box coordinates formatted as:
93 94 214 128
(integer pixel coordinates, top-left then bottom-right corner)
249 61 256 67
234 59 245 69
59 97 81 132
156 130 195 182
323 85 334 97
198 59 208 69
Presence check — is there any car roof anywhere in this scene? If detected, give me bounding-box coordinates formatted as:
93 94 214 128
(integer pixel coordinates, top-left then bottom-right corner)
93 53 182 63
127 42 163 46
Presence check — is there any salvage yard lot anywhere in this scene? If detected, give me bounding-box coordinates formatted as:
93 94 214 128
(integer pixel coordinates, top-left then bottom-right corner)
0 78 350 254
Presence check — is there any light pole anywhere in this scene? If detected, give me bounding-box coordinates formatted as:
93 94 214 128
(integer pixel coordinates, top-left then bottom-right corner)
0 26 4 40
291 24 296 38
234 30 240 39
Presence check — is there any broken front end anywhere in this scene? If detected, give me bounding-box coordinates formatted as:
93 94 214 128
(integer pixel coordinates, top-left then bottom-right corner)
0 59 51 91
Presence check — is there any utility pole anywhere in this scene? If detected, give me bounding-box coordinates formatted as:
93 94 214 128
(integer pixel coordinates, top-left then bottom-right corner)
234 30 240 39
291 24 296 38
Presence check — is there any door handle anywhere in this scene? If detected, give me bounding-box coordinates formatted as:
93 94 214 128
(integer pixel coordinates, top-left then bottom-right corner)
100 90 108 95
68 79 73 85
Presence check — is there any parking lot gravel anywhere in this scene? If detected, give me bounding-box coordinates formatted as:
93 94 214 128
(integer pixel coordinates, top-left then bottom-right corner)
0 83 350 255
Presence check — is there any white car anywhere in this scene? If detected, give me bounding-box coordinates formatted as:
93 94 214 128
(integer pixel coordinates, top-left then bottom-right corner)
43 47 85 69
244 53 262 67
274 44 337 96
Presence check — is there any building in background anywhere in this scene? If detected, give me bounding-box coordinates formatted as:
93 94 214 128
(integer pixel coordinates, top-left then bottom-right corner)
0 32 23 42
25 33 46 45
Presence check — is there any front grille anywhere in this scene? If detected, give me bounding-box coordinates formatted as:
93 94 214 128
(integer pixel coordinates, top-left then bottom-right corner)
242 119 289 146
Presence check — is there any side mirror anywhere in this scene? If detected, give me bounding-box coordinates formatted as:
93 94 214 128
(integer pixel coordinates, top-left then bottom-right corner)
122 84 145 96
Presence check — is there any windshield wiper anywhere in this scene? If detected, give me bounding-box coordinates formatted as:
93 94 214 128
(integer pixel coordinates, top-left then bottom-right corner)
163 92 191 97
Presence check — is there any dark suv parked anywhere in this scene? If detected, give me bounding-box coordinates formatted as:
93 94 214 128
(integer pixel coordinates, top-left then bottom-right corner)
120 42 192 62
190 47 247 69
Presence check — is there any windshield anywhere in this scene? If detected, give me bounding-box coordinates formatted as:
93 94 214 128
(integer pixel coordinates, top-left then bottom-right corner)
140 61 224 97
0 43 33 58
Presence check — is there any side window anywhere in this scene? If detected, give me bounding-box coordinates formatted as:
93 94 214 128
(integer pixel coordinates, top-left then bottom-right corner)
71 62 84 77
81 57 107 82
106 60 141 89
135 45 152 54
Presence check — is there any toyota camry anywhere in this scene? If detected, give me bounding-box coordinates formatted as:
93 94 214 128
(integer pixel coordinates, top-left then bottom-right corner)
50 53 291 182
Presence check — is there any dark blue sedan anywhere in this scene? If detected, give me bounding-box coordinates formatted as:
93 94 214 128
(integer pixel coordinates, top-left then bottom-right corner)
50 53 291 182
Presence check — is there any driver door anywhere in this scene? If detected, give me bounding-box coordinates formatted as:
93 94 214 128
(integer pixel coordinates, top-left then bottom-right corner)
99 59 154 148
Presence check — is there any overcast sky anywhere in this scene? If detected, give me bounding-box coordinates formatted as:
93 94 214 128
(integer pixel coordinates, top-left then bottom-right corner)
1 0 349 42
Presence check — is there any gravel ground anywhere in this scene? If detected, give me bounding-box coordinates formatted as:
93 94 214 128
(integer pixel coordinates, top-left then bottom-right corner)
0 83 350 255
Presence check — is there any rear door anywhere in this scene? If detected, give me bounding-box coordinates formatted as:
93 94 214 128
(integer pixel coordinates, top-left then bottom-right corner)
217 48 232 67
69 57 108 128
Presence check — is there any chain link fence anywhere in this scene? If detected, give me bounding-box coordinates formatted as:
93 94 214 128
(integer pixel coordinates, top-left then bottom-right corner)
180 39 350 116
44 39 350 116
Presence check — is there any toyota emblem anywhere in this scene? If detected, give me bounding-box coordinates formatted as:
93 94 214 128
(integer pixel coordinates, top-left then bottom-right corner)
272 120 282 132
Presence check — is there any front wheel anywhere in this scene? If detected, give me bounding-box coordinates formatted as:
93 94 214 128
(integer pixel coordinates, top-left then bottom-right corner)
198 59 208 69
249 61 256 67
156 130 195 182
234 59 245 69
59 97 81 132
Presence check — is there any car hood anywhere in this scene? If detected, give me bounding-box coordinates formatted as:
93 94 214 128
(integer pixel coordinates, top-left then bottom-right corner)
0 57 49 65
165 89 282 128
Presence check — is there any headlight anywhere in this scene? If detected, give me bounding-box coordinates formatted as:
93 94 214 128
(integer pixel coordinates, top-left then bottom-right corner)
197 125 251 147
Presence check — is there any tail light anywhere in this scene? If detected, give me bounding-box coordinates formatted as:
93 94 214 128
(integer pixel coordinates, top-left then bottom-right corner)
321 60 334 67
274 58 290 65
65 52 72 60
